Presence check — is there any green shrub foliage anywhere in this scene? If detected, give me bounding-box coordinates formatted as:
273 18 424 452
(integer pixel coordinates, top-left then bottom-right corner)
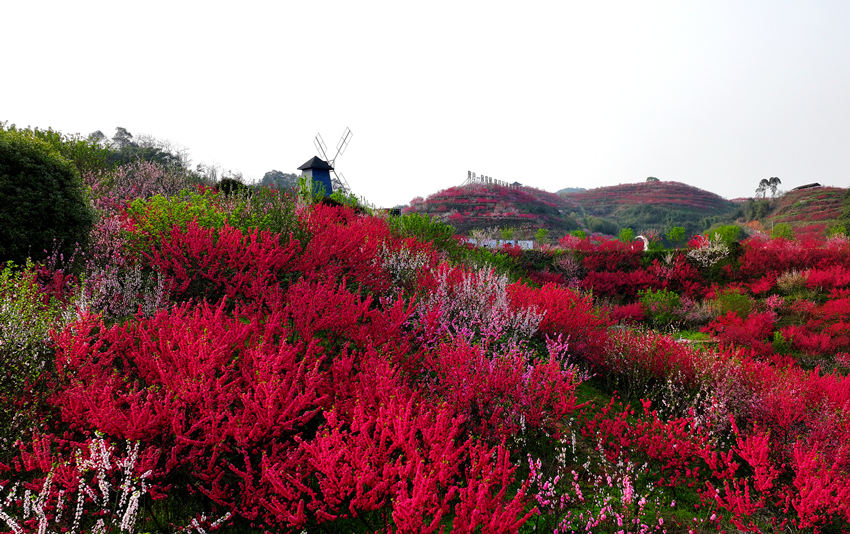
0 130 94 264
0 262 70 446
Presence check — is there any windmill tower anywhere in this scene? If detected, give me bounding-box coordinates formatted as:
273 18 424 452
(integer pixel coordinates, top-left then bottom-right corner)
313 127 353 194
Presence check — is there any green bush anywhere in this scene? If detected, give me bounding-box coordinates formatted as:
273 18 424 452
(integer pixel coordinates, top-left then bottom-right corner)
710 289 753 319
826 224 847 238
0 129 94 264
128 187 307 255
388 213 457 254
770 222 795 240
125 190 227 252
666 226 686 244
226 187 305 240
638 288 682 329
707 224 742 246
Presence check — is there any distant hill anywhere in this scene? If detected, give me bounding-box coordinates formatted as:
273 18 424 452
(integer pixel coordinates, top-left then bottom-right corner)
404 179 848 241
557 187 586 194
404 183 581 237
260 170 299 190
561 180 739 236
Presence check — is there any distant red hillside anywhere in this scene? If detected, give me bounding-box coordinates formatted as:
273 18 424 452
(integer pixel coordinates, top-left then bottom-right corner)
404 183 581 236
562 181 735 216
765 186 848 239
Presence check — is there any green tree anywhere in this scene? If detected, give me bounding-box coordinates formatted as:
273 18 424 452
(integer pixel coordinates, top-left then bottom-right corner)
534 227 549 244
666 226 686 244
500 227 514 240
0 122 110 175
618 227 635 243
826 224 847 238
709 224 741 245
0 130 93 264
217 177 248 197
771 222 794 240
261 170 299 190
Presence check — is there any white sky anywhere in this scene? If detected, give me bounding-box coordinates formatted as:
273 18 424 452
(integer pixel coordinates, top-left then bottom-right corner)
3 1 849 207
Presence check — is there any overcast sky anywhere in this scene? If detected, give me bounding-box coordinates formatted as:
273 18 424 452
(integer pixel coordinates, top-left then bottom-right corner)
3 1 849 207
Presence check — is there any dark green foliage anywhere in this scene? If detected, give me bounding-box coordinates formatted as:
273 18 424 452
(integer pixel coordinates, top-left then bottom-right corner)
711 289 754 319
0 130 94 264
744 198 772 220
842 190 850 222
517 249 552 272
564 181 739 238
218 177 248 197
1 122 111 175
614 204 739 239
772 330 792 354
585 216 619 236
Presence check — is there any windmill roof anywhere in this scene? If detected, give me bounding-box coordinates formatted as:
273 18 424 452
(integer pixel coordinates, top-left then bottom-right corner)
298 156 333 171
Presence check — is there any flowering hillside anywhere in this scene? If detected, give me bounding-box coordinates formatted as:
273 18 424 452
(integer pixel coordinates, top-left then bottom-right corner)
405 183 581 237
2 140 850 532
764 186 849 239
562 180 739 236
564 181 734 214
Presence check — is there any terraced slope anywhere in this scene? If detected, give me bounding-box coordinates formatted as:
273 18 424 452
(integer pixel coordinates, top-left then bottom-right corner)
764 186 849 239
562 180 739 236
404 183 581 236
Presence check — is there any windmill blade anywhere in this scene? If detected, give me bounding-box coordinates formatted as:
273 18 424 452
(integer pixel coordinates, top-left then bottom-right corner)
314 133 331 162
331 170 351 193
330 127 352 165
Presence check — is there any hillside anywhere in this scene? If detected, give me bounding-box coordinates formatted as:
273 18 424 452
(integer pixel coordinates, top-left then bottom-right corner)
763 185 849 239
562 180 739 236
404 183 581 237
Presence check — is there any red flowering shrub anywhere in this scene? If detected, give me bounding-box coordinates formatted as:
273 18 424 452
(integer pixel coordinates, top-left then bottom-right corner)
607 302 645 324
574 237 643 271
144 220 301 308
422 340 584 442
298 204 395 294
507 282 611 360
580 269 661 300
704 311 776 357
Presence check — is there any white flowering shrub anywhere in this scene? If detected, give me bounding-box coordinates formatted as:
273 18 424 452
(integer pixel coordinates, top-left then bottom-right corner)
0 436 154 534
415 267 543 350
686 234 730 268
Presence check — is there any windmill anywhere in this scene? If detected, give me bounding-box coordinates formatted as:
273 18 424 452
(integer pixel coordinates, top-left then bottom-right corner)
313 127 353 194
